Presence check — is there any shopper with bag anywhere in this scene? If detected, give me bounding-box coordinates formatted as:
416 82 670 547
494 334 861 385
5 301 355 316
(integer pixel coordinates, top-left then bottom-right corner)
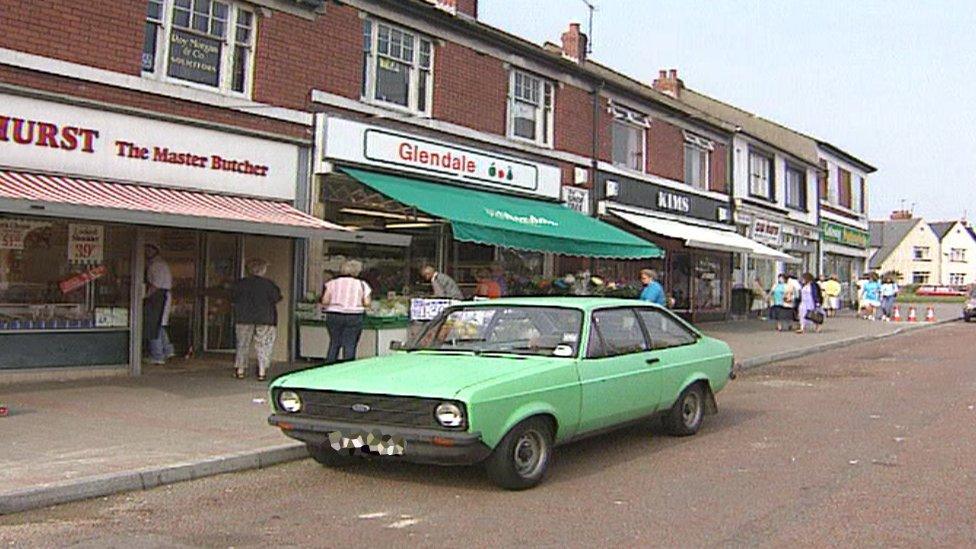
797 272 824 334
321 259 372 363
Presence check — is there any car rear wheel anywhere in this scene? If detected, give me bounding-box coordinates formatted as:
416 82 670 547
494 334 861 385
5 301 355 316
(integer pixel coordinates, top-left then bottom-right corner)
663 383 705 436
306 443 358 467
484 417 553 490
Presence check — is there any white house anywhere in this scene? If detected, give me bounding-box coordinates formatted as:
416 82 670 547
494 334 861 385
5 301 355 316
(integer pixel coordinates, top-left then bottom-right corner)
929 221 976 286
869 216 942 284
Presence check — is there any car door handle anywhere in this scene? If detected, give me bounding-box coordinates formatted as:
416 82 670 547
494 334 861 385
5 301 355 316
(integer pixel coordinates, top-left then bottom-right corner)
645 357 660 365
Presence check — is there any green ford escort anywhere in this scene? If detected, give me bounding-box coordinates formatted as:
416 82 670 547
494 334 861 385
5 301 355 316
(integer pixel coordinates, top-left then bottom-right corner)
269 297 734 489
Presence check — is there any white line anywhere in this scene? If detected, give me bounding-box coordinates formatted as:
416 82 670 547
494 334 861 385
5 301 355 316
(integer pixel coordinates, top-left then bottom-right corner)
386 519 421 529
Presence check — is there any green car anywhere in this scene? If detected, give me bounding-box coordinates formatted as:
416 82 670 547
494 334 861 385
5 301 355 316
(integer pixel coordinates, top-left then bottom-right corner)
269 297 734 490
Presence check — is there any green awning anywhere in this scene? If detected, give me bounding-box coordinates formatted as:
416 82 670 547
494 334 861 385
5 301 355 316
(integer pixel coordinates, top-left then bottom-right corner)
340 168 663 259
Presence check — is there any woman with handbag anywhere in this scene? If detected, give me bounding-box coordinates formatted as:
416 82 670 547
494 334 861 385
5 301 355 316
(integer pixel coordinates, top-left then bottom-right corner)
797 272 824 334
768 274 792 332
320 259 372 363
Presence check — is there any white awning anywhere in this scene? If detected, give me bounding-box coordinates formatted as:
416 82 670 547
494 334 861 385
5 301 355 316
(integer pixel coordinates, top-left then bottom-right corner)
611 209 800 263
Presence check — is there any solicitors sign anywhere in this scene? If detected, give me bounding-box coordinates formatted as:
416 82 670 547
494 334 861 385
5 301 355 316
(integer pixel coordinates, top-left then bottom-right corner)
0 93 299 200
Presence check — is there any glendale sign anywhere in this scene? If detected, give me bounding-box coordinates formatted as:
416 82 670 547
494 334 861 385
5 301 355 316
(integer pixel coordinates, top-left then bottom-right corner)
0 93 299 200
320 117 561 199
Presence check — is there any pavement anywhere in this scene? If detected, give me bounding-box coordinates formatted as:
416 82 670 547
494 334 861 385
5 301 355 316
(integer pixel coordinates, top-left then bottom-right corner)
2 321 974 546
0 302 963 515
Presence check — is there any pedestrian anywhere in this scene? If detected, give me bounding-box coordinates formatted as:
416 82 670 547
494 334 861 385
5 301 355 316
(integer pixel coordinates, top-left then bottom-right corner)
143 243 175 365
321 259 372 364
768 274 792 332
860 273 882 320
796 272 824 334
232 258 282 381
421 265 464 300
474 268 502 298
320 269 335 294
854 274 867 314
751 277 767 319
491 263 508 296
879 275 899 321
822 275 842 317
638 269 667 306
786 273 802 330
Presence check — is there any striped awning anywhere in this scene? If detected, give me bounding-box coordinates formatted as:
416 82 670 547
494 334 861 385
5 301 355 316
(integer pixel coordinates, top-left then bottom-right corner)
0 170 347 238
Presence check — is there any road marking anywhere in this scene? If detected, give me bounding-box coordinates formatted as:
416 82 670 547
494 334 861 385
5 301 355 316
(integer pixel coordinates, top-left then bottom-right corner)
387 518 421 529
358 512 388 519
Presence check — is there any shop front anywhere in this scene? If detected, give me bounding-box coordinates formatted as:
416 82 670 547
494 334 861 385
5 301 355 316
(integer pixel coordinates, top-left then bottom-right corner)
820 219 870 308
734 209 817 289
301 116 662 357
0 93 344 376
595 171 794 322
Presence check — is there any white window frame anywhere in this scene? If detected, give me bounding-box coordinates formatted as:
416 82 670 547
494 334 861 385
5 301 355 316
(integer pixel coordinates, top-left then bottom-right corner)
913 246 930 261
507 69 554 147
949 273 966 285
748 150 773 200
827 166 839 205
785 165 806 210
912 271 930 284
950 248 966 262
610 104 648 172
360 19 434 116
142 0 256 97
683 131 712 191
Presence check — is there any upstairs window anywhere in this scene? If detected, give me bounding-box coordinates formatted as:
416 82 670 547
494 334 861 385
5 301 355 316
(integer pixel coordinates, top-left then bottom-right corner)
950 248 967 262
611 106 648 172
839 168 853 209
785 166 806 211
683 132 712 191
913 246 930 261
508 70 554 146
362 20 433 115
748 151 773 200
142 0 255 95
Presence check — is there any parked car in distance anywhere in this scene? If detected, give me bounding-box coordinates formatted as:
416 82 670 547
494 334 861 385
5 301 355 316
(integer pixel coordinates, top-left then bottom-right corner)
268 297 735 489
914 285 967 297
964 287 976 322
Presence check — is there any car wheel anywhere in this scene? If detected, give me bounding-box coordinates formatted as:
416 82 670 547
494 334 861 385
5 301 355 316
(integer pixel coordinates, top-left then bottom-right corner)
484 417 553 490
306 443 358 467
663 383 705 437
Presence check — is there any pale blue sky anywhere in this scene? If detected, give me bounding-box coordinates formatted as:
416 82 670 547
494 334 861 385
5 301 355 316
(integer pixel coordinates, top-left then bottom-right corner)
479 0 976 223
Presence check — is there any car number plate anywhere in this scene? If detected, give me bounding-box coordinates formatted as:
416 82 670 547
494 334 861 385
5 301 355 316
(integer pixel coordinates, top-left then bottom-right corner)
327 430 406 456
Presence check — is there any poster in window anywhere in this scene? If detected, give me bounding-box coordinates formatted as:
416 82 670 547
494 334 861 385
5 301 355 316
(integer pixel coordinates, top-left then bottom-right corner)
167 29 221 87
68 224 104 264
0 220 49 250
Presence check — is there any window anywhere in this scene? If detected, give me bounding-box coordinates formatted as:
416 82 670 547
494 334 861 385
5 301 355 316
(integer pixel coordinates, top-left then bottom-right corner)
839 168 852 209
683 133 712 191
611 106 648 171
587 309 647 358
913 246 930 261
508 70 554 146
827 165 839 205
142 0 255 94
912 271 930 284
950 248 967 262
853 175 864 213
361 20 433 115
748 151 773 200
949 273 966 285
785 166 806 210
635 308 696 350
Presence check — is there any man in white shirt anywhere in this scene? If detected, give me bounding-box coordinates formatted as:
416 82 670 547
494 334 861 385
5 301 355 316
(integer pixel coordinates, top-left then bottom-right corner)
145 244 175 365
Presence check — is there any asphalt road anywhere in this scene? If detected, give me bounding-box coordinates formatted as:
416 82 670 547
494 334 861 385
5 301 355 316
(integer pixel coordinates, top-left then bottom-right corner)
2 323 974 548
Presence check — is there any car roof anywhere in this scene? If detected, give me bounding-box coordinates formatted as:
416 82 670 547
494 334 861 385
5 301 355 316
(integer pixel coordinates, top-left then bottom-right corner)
458 296 663 312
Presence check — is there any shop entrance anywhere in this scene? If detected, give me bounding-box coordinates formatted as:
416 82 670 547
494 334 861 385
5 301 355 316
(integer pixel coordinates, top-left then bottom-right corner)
203 233 242 352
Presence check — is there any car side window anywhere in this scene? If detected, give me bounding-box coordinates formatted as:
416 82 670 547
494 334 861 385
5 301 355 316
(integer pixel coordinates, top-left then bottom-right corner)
636 308 697 350
587 308 648 358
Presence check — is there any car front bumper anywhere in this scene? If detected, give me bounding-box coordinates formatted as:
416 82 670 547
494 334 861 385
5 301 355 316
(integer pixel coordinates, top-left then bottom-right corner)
268 414 492 465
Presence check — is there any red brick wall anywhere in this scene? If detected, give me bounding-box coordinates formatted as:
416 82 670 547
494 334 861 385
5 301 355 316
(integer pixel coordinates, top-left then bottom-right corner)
647 118 684 181
554 85 598 158
457 0 479 18
710 142 727 193
0 0 144 75
432 42 507 135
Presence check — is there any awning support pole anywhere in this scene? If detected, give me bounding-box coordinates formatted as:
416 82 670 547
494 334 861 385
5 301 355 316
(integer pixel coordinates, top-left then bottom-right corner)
129 228 146 376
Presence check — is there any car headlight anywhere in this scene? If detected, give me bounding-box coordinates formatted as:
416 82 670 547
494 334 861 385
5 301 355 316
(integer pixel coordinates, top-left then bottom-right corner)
434 402 464 428
278 390 302 413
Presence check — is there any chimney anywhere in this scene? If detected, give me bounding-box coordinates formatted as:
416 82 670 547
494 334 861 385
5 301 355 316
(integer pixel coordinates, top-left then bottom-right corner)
652 68 684 98
560 22 588 64
890 210 913 220
430 0 478 18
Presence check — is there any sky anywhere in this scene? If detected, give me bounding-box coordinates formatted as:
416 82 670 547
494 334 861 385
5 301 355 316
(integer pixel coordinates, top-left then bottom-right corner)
479 0 976 223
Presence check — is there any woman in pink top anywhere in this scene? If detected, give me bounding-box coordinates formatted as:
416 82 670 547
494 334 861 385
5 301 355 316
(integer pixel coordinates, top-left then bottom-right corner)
320 260 372 363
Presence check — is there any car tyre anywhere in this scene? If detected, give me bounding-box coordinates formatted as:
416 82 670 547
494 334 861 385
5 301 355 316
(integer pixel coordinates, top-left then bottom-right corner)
663 383 705 437
484 417 553 490
306 443 358 467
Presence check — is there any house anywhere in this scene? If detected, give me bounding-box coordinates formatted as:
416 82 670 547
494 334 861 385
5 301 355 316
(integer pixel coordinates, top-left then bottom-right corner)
869 213 941 284
928 220 976 286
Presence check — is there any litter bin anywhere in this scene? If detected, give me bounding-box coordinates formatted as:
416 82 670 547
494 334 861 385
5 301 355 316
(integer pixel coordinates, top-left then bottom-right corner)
731 287 752 317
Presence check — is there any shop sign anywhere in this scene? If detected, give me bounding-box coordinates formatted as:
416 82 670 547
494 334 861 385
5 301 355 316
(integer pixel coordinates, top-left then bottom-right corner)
0 93 299 200
751 219 782 246
821 220 869 248
409 298 460 321
67 224 104 263
597 171 733 225
166 29 221 87
561 186 590 215
0 219 49 250
59 265 107 294
657 190 691 213
320 117 561 199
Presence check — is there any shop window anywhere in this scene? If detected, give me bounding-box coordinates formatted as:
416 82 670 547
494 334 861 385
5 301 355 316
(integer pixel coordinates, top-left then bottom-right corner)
913 246 930 261
508 69 554 146
785 166 806 211
693 254 727 311
912 271 930 284
949 273 966 285
587 308 647 358
0 219 132 330
611 105 648 172
748 151 774 200
361 19 433 115
142 0 255 95
683 141 710 191
321 241 409 298
635 308 696 349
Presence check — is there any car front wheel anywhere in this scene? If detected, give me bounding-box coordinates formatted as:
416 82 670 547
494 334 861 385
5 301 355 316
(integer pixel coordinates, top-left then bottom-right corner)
663 383 705 436
484 417 553 490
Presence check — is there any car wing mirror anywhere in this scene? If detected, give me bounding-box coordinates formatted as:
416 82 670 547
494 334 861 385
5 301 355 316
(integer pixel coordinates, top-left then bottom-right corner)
552 344 575 357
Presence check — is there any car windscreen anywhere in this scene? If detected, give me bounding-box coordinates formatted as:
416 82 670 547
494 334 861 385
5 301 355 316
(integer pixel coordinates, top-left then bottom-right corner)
407 306 583 357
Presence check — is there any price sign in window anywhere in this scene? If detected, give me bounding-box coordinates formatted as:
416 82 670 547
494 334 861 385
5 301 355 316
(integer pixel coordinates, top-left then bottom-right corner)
68 224 104 264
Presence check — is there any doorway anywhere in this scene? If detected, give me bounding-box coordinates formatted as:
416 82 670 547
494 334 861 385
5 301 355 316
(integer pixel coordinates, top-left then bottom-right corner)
203 233 242 352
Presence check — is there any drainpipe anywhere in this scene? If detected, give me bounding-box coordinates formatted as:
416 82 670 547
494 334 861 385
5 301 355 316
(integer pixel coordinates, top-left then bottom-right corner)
589 79 606 275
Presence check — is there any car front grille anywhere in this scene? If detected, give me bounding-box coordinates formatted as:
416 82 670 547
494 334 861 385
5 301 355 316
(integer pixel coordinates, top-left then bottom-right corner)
276 389 464 431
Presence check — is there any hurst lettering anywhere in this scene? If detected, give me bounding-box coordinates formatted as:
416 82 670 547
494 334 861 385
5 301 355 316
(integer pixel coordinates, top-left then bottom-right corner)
0 115 99 153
